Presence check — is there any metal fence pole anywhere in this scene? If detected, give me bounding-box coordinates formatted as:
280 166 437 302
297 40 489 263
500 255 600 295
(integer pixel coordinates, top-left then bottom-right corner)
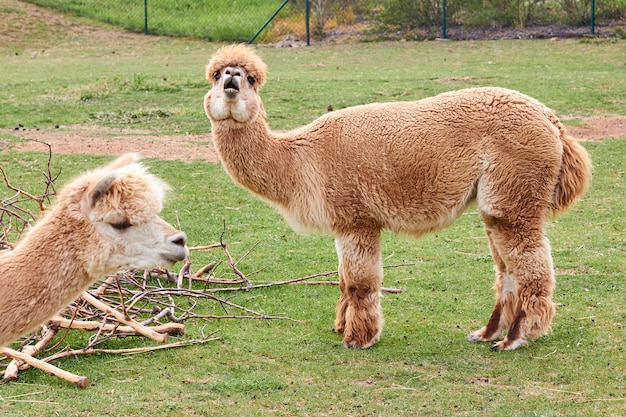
144 0 148 35
591 0 596 34
305 0 310 46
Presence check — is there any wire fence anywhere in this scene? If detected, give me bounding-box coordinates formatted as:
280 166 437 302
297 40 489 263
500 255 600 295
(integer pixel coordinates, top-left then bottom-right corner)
22 0 626 44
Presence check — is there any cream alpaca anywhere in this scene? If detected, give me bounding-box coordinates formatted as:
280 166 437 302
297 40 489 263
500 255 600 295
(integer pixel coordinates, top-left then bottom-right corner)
0 154 188 347
204 44 591 350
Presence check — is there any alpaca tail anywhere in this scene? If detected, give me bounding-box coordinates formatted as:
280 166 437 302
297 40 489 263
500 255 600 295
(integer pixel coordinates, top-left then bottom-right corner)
551 124 592 213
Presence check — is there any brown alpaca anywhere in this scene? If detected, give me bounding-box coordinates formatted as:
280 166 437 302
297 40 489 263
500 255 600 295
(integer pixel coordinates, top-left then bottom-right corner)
204 44 591 350
0 154 188 348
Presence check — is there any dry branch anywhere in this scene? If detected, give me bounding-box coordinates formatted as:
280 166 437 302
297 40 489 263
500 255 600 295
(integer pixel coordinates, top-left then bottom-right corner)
1 347 89 388
51 317 185 337
80 291 168 343
41 337 219 364
2 325 58 382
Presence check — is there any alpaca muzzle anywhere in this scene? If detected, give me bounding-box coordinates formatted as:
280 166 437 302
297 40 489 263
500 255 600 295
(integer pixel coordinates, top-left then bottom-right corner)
160 231 188 265
223 74 240 99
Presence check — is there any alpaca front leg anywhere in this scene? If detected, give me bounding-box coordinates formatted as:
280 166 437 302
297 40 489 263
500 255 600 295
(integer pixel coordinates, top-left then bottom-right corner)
334 230 383 349
342 289 383 348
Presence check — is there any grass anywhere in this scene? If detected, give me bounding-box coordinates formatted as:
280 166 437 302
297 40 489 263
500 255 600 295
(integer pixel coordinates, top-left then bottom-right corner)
1 32 625 135
1 8 626 417
22 0 291 41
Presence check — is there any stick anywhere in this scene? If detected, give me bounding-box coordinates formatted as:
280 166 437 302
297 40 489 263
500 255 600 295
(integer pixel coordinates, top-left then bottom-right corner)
3 325 58 381
42 337 219 363
0 166 46 211
0 347 89 388
80 291 168 343
177 257 192 289
297 281 403 293
193 261 218 277
188 243 224 251
50 317 185 336
92 276 117 295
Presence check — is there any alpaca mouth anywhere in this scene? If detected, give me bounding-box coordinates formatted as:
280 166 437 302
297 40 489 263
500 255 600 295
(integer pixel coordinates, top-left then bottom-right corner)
224 77 240 98
160 250 187 264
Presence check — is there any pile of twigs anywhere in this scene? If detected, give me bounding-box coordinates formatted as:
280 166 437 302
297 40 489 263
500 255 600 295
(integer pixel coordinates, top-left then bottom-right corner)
0 238 298 387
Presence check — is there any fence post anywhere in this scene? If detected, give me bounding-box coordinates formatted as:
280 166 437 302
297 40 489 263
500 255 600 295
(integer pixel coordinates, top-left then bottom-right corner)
144 0 148 34
441 0 447 39
305 0 310 46
590 0 595 34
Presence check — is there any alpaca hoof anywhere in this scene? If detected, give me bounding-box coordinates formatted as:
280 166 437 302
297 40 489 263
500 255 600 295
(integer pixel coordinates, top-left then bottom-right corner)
466 331 484 343
491 338 527 351
467 326 502 344
342 332 379 349
342 338 374 350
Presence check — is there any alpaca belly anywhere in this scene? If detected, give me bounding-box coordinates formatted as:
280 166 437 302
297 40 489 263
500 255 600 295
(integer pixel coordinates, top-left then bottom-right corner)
365 178 478 238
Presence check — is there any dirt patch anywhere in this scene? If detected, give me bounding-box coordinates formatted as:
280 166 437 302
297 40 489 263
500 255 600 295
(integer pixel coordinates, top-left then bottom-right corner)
564 115 626 142
3 125 219 163
3 115 623 163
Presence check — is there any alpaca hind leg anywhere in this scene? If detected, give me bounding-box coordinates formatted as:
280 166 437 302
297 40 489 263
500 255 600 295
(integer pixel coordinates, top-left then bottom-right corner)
483 217 555 351
468 226 516 343
334 229 383 349
493 262 555 351
333 277 349 334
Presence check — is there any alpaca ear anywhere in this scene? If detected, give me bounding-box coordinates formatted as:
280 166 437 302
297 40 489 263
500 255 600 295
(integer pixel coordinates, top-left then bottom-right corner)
106 153 140 170
88 174 117 208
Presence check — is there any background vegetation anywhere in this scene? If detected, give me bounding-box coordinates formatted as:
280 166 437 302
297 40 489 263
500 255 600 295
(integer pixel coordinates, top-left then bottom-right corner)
377 0 626 29
1 3 625 416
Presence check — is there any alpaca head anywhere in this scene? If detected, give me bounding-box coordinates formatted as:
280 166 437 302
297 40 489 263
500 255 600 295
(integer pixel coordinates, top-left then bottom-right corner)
204 44 267 128
60 153 188 274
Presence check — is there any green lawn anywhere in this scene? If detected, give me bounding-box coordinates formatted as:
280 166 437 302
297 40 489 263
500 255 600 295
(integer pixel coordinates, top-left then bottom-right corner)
21 0 291 41
1 6 625 417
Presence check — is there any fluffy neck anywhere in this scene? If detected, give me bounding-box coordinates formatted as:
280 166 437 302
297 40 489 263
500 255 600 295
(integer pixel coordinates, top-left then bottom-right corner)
0 210 106 346
211 116 295 206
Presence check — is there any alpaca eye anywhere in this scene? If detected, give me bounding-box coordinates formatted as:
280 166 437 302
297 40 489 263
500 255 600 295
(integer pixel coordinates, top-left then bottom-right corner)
111 221 132 230
214 72 221 81
247 76 256 85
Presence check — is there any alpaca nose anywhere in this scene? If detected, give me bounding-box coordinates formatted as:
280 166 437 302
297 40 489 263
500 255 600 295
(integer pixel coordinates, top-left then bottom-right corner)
169 231 187 248
225 67 242 78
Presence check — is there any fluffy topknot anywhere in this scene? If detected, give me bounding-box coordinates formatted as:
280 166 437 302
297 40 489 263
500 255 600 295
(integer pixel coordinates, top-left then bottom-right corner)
206 44 267 88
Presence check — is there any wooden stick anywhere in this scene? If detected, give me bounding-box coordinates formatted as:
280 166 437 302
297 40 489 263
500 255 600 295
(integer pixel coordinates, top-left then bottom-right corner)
80 291 168 343
0 347 89 388
42 337 219 363
297 281 403 293
3 325 58 381
50 317 185 336
193 261 218 277
177 257 192 289
92 276 117 295
188 243 223 251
